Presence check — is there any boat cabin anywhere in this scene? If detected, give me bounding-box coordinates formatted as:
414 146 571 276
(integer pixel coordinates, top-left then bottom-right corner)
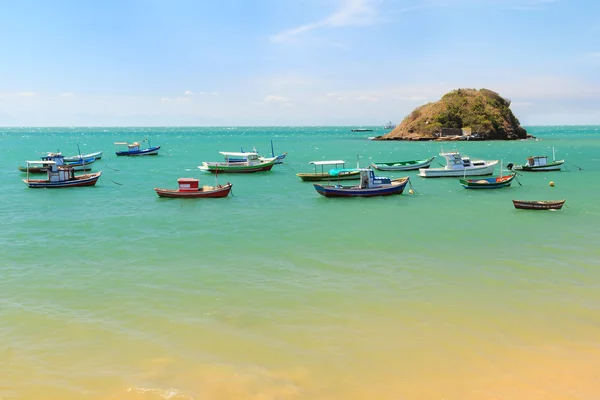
358 169 391 188
25 160 75 181
114 141 141 151
441 152 486 170
308 160 347 174
526 156 548 167
42 152 66 166
177 178 199 191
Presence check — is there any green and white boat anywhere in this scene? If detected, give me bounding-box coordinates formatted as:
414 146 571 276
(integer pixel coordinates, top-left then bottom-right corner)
297 160 360 182
199 152 277 173
370 156 435 171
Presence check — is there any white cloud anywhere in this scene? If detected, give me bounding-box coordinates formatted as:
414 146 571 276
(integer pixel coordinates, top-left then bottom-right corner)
19 92 36 97
270 0 380 43
586 52 600 58
60 92 75 97
356 95 379 102
184 90 194 96
264 95 290 103
211 92 219 95
161 98 172 102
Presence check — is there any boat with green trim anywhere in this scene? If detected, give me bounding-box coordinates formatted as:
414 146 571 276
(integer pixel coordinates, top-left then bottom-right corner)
370 156 435 171
297 160 360 181
199 152 277 173
460 173 516 189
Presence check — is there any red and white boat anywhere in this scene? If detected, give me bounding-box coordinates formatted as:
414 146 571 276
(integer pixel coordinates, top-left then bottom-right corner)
154 178 232 198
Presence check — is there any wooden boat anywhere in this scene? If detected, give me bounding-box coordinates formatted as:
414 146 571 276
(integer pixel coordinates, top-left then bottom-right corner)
512 199 566 210
460 173 516 189
63 151 103 162
22 160 102 188
297 160 360 182
419 151 497 178
18 153 94 173
154 178 232 198
231 141 287 164
313 169 410 197
371 156 435 171
114 140 160 156
199 152 277 173
510 153 564 172
351 128 373 132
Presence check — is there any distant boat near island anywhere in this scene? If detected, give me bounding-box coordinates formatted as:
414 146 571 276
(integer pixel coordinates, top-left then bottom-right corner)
351 128 374 132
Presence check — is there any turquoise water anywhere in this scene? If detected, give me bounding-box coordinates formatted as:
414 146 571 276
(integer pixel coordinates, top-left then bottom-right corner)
1 126 600 399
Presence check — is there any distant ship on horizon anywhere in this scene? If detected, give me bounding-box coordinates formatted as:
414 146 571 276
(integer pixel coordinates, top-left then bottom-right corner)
384 121 396 130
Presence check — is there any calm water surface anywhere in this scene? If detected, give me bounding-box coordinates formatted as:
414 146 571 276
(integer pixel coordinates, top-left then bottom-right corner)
1 126 600 399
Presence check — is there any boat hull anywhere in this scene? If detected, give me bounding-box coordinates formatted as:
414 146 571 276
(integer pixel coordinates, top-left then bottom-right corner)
200 160 276 173
512 199 565 210
419 161 498 177
513 160 564 171
115 146 161 156
371 157 435 171
155 183 232 198
18 162 94 173
64 151 103 162
23 172 102 188
313 177 409 197
460 174 516 189
297 171 360 181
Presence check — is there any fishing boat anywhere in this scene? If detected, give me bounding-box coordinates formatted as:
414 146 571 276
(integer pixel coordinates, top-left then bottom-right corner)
114 140 160 156
22 160 102 188
370 156 435 171
63 151 103 162
154 178 232 198
313 169 410 197
419 151 498 178
512 199 565 210
231 141 287 164
199 152 277 173
384 121 396 130
18 153 95 173
297 160 360 181
460 174 516 189
351 128 373 132
510 148 564 172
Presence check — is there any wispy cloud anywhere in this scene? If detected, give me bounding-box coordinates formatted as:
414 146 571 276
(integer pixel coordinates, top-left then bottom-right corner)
184 90 194 96
270 0 380 43
60 92 75 97
19 92 36 97
586 52 600 58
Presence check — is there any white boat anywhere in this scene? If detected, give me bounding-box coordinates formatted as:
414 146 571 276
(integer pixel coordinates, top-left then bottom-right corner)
510 149 564 172
384 121 395 130
63 151 103 162
419 151 498 178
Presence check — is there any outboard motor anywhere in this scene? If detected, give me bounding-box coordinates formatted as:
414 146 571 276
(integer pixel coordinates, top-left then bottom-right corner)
506 163 514 170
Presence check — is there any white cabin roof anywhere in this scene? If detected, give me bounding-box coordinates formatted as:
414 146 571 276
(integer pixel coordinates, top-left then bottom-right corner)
114 142 130 145
220 151 258 157
27 160 57 165
309 160 346 166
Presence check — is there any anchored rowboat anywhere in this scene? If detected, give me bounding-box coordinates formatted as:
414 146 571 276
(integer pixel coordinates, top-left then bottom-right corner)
512 199 565 210
460 173 516 189
371 156 435 171
155 178 232 198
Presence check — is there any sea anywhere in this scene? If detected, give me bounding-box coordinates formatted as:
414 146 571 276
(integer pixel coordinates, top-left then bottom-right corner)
1 126 599 400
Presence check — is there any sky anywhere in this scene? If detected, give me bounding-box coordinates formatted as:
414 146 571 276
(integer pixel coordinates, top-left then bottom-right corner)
0 0 599 126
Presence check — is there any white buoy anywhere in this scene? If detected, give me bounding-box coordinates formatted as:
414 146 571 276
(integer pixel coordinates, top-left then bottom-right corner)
409 189 414 194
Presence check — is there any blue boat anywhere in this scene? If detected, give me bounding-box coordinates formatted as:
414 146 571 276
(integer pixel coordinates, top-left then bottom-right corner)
114 140 161 156
313 169 410 197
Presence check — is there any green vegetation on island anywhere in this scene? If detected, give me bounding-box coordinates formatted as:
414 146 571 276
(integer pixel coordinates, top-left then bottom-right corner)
376 88 529 141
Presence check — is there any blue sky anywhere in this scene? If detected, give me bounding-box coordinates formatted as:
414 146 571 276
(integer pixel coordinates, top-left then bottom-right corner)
0 0 599 126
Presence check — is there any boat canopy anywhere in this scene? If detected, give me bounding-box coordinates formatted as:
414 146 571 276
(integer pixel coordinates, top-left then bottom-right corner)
220 151 259 157
26 160 57 165
309 160 346 166
114 142 130 145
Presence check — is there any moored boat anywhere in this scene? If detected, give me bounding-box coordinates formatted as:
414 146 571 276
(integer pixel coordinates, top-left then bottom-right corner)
199 152 277 173
22 160 102 188
64 151 103 162
18 153 95 173
510 154 564 172
230 141 287 164
297 160 360 181
154 178 232 198
115 140 160 156
460 173 516 189
313 169 410 197
419 151 498 178
371 156 435 171
512 199 565 210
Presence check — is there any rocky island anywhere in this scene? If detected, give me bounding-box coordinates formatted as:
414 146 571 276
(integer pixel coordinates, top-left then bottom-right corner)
374 88 529 141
